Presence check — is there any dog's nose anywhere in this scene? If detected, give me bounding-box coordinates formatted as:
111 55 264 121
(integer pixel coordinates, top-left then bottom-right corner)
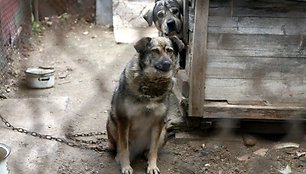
166 19 176 32
167 19 175 26
154 60 172 72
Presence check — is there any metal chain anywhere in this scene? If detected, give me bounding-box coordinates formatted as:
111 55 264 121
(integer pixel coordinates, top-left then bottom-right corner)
0 113 109 153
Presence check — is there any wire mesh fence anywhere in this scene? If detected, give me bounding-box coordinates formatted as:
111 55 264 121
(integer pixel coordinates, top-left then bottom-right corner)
0 0 95 83
0 0 31 80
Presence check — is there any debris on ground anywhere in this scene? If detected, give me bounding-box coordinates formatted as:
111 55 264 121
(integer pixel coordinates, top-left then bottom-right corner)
274 142 300 149
297 152 306 163
278 165 292 174
237 154 251 162
242 134 257 147
253 148 269 157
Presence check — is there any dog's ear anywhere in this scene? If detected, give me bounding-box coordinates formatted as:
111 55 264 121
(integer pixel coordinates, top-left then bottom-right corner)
169 36 185 52
134 37 152 53
143 9 153 26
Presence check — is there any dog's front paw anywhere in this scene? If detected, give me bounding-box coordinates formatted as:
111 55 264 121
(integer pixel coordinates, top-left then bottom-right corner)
121 165 133 174
147 166 160 174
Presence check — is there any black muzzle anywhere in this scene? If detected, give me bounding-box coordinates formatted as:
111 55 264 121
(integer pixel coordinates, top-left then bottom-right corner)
166 19 177 33
154 59 172 72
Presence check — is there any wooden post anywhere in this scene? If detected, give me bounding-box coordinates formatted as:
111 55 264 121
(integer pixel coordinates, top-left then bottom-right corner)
96 0 113 26
188 0 209 117
183 0 189 44
33 0 39 22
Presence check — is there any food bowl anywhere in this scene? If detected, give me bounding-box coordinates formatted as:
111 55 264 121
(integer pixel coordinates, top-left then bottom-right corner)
0 143 10 174
25 67 55 88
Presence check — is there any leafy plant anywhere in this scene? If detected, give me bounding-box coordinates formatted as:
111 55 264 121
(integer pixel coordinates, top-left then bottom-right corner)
32 21 43 34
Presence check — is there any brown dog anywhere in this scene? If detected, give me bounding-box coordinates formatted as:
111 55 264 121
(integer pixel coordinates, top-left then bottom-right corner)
107 36 184 174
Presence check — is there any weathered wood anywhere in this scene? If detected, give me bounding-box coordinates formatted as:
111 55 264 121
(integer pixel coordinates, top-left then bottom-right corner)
210 0 306 9
185 0 306 119
208 33 305 50
188 0 209 116
208 49 306 58
207 33 306 57
205 78 306 104
206 56 306 79
183 0 189 44
33 0 39 22
209 7 306 18
201 102 306 120
208 17 306 35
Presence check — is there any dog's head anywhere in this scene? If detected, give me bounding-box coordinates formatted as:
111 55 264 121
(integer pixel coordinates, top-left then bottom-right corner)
134 36 184 78
144 0 183 37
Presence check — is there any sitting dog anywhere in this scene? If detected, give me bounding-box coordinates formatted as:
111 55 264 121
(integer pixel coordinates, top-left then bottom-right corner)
107 36 184 174
144 0 183 38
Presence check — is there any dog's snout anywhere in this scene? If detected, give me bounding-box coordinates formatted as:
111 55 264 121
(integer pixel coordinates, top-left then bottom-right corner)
167 19 175 26
166 19 177 33
154 60 172 72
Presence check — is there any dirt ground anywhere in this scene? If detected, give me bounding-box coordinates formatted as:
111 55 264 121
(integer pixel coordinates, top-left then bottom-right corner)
1 16 306 174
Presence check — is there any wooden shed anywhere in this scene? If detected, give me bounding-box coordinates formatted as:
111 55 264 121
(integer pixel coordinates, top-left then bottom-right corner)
175 0 306 122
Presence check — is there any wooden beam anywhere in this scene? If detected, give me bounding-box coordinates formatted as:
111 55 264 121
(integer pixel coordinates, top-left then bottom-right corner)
188 0 210 116
183 0 189 44
33 0 39 22
202 102 306 120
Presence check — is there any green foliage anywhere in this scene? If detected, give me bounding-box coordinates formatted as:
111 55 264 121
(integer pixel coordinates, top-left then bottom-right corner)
32 21 43 34
31 14 44 34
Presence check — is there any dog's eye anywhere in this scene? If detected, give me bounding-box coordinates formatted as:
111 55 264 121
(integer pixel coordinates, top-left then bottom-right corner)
171 8 179 15
157 11 165 18
151 48 160 54
166 47 174 54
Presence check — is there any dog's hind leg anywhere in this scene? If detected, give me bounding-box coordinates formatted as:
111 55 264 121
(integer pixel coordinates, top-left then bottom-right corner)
106 117 117 151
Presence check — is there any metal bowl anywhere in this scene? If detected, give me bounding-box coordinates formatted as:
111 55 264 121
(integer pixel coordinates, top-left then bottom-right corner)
0 143 10 161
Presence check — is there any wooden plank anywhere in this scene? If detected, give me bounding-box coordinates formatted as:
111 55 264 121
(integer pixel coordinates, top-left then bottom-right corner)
210 0 306 9
208 33 304 50
208 49 306 58
209 7 306 18
207 16 306 35
188 0 209 117
202 102 306 120
206 56 306 79
207 33 306 57
183 0 189 44
204 78 306 104
232 0 306 9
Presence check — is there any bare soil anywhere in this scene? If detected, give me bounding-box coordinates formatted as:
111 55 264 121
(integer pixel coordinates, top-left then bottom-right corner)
1 16 306 174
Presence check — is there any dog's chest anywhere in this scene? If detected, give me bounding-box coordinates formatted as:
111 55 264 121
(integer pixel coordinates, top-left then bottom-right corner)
124 99 167 121
123 100 167 155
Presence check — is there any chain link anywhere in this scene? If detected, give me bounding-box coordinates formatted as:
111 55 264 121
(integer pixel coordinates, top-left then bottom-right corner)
0 113 109 153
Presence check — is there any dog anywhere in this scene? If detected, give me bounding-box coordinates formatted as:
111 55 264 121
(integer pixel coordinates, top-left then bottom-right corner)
144 0 183 38
106 36 184 174
143 0 187 69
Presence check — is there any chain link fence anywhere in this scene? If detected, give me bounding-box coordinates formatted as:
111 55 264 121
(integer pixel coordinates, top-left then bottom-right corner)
0 0 31 82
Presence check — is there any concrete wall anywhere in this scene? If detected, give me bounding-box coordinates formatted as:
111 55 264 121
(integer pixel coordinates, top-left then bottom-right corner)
112 0 158 43
96 0 113 26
